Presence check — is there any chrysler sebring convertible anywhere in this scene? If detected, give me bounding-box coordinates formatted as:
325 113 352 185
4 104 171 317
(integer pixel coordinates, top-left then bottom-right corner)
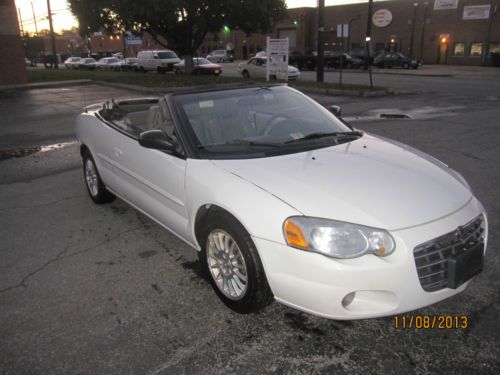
75 85 487 319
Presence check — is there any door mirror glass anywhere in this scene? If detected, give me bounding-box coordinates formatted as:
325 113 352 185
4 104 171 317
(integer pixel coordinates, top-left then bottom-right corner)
139 129 178 153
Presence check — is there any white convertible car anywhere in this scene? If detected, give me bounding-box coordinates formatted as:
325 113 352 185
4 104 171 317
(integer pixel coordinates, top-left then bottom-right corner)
76 85 487 319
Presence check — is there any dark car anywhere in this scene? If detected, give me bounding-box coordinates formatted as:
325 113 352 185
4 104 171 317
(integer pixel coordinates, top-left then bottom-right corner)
120 58 138 71
77 58 97 70
174 57 222 75
373 52 420 69
326 53 364 69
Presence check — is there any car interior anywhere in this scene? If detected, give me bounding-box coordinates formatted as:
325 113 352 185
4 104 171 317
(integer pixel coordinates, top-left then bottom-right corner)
99 98 176 139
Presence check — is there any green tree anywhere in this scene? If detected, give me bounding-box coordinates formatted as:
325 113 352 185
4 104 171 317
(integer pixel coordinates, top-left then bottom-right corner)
68 0 286 61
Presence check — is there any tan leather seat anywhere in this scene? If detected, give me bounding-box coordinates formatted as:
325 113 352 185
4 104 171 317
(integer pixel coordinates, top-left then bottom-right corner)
146 105 163 131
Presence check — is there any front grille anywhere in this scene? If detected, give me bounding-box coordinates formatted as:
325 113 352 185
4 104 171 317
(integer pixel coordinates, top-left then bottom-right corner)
413 215 484 292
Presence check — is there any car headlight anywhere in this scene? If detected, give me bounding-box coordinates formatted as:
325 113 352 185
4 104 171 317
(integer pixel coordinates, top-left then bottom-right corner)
283 217 395 259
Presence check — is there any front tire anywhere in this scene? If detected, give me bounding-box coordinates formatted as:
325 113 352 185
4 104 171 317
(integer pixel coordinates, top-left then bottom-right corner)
242 70 250 78
82 151 115 204
199 211 273 313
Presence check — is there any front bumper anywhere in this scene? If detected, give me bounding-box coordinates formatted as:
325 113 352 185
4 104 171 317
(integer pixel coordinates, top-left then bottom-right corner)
254 197 486 320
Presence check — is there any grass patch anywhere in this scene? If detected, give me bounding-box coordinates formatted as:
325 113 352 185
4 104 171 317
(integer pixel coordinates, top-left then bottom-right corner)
27 69 382 92
27 69 245 87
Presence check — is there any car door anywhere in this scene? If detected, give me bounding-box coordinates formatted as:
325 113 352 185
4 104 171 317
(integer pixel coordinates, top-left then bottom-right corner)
109 105 190 240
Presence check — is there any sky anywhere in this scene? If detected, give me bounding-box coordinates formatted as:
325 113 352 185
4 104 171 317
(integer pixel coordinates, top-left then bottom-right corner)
15 0 369 34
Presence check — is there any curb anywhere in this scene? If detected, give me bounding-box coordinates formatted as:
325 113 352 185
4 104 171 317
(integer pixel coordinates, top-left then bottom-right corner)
0 78 413 98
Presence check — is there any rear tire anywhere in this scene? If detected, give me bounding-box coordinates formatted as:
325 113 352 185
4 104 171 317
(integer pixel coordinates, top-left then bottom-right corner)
198 210 273 313
82 151 115 204
242 70 250 78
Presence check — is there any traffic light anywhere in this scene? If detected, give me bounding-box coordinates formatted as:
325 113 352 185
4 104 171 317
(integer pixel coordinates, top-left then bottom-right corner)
293 20 299 25
223 25 230 33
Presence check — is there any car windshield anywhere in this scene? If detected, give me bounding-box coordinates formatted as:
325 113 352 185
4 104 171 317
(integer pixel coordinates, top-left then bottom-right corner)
195 58 211 65
107 58 119 63
173 86 358 158
84 58 95 63
157 51 178 59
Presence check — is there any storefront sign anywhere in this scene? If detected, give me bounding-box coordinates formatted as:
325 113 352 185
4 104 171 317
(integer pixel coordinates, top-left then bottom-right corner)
266 37 289 81
434 0 458 10
125 36 142 45
372 9 393 28
463 5 491 20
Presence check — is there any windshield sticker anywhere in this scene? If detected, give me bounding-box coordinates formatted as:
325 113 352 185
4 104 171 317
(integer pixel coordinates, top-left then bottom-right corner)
199 100 214 109
290 133 304 139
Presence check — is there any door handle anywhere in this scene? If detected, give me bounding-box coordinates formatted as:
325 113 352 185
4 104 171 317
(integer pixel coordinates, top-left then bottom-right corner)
113 147 123 157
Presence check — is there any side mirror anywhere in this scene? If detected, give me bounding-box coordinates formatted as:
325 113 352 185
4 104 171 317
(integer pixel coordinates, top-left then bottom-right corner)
329 105 342 117
139 129 178 153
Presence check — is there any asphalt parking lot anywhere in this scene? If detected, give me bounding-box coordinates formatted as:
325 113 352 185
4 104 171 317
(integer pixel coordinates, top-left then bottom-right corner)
1 82 499 374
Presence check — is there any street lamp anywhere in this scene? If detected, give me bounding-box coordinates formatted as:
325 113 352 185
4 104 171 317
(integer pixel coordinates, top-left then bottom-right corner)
419 1 429 62
409 2 418 59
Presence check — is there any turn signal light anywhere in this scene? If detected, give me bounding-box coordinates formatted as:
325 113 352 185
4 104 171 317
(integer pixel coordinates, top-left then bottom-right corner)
284 219 308 249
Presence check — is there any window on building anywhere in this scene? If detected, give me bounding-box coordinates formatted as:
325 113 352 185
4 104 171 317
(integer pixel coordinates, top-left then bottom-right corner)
470 43 483 57
489 43 500 53
452 43 465 56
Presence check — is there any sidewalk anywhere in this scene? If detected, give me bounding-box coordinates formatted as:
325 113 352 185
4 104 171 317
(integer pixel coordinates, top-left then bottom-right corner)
346 64 500 78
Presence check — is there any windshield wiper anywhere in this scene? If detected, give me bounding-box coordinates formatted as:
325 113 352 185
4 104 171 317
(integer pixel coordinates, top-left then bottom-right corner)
198 139 282 149
284 131 363 144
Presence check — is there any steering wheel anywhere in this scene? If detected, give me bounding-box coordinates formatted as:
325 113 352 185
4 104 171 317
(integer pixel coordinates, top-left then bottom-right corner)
262 114 294 136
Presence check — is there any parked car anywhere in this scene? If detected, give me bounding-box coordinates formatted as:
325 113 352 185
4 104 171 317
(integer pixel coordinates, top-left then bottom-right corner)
206 49 234 63
64 56 83 69
119 57 138 72
25 58 36 67
326 53 364 69
238 57 300 80
75 85 487 319
136 50 180 73
173 57 222 75
96 57 122 71
77 58 97 70
373 52 420 69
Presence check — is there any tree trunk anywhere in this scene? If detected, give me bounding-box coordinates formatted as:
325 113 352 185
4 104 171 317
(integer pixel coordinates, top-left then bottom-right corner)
185 54 194 74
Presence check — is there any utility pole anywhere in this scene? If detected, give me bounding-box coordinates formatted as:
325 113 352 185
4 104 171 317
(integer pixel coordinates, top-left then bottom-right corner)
31 2 39 36
409 2 418 59
365 0 374 88
46 0 58 68
317 0 325 83
483 1 498 66
419 1 429 62
17 8 24 36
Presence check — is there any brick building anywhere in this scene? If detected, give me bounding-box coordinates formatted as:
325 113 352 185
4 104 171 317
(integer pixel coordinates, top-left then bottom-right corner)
0 0 27 84
200 0 500 65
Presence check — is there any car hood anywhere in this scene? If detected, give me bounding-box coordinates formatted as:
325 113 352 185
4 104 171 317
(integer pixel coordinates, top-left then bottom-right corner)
211 134 472 230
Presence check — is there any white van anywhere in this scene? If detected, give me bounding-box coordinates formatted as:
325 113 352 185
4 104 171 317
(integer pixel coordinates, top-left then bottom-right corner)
137 50 180 73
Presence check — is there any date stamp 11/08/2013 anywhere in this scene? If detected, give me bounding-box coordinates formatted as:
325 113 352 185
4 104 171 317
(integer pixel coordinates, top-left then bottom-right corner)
393 315 469 330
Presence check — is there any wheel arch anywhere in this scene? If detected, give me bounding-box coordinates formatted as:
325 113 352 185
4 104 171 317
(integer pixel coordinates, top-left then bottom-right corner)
193 204 247 251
